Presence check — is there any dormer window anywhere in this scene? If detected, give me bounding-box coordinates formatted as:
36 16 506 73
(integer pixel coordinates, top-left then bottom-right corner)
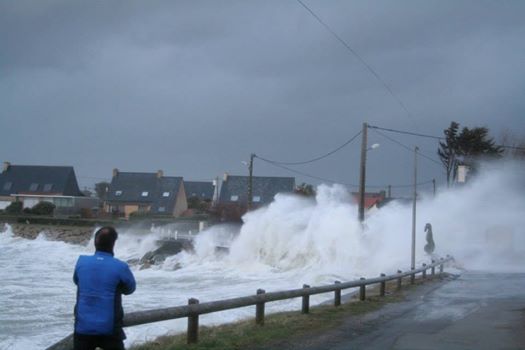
253 196 261 202
43 184 53 192
162 192 170 197
115 190 122 196
3 182 12 191
29 183 39 191
230 195 239 201
141 191 149 197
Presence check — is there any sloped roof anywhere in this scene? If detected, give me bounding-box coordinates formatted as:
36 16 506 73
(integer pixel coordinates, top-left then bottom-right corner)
351 192 386 209
106 172 183 214
0 164 83 197
185 181 215 200
219 175 295 206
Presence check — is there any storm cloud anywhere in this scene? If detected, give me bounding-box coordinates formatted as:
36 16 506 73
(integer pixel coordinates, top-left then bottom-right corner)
1 0 524 194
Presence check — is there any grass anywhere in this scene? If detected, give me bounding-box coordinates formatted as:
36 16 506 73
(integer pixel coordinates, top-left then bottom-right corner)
130 276 441 350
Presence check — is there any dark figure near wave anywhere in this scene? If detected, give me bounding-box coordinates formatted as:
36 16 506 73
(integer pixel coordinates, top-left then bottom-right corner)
424 223 436 254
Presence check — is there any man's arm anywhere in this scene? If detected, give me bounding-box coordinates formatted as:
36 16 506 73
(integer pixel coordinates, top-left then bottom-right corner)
73 258 79 285
119 264 136 295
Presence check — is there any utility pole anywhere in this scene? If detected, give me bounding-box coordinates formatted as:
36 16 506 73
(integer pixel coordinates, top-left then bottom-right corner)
358 122 368 222
214 176 219 205
411 146 419 271
387 185 391 198
432 178 436 197
247 153 255 211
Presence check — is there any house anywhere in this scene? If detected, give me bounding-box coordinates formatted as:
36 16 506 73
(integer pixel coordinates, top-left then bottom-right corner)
350 190 387 210
0 162 98 214
184 181 215 201
104 169 187 218
217 173 295 220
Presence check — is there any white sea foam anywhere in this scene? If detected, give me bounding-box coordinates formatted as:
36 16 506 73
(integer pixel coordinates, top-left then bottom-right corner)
1 161 524 349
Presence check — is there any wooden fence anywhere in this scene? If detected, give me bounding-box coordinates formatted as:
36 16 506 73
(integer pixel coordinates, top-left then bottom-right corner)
46 256 453 350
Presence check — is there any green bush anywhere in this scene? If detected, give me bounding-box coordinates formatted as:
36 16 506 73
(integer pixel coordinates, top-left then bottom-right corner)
31 201 56 215
5 201 23 214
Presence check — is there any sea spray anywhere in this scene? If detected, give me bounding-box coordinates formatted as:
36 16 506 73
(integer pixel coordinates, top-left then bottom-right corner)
2 161 524 349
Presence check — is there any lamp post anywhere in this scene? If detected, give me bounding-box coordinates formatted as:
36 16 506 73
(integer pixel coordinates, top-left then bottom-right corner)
411 146 419 270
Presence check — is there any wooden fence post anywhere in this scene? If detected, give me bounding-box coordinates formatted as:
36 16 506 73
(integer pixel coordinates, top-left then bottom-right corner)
397 270 402 290
359 278 366 301
380 274 386 296
410 268 415 284
431 260 435 276
334 281 341 307
302 284 310 314
422 264 427 279
187 298 199 344
255 289 265 325
440 258 444 273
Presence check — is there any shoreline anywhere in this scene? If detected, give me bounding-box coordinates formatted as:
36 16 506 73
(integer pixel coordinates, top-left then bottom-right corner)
2 223 95 244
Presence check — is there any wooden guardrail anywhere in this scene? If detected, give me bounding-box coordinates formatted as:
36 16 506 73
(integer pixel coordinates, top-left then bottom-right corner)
46 256 453 350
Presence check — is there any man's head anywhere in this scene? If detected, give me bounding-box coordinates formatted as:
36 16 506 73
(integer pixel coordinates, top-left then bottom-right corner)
94 226 118 254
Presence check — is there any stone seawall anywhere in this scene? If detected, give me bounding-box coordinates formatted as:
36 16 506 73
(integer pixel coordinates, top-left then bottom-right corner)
4 223 95 244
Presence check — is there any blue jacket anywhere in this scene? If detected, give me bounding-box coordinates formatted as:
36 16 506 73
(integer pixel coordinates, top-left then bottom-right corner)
73 251 136 337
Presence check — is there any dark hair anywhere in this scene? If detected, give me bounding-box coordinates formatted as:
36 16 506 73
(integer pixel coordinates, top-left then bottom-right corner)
94 226 118 254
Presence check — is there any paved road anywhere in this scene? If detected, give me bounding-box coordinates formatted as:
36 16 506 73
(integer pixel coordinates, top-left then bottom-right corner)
272 272 525 350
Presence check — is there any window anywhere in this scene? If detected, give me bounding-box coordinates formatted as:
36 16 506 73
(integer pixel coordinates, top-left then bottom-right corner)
162 192 170 197
253 196 261 202
230 195 239 201
141 191 149 197
2 182 12 191
115 190 122 196
29 183 39 191
158 207 166 212
43 184 53 192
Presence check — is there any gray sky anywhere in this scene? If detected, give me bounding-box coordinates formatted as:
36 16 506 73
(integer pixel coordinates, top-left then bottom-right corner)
1 0 524 195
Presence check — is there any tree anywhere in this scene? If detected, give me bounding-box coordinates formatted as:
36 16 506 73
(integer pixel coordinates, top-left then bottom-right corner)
5 201 23 214
294 183 316 197
187 196 211 212
94 181 110 199
438 122 503 186
31 201 56 215
438 122 460 186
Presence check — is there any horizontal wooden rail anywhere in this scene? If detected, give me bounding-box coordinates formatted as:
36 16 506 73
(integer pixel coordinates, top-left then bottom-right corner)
46 256 453 350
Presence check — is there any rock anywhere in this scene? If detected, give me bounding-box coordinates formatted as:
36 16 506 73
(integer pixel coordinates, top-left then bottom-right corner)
139 239 193 266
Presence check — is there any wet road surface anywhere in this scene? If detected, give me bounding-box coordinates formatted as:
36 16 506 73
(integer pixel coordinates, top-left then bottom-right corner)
271 272 525 350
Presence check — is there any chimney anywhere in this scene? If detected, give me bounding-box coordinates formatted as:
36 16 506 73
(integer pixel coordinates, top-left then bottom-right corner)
157 169 164 178
3 161 10 173
112 168 119 178
223 172 229 182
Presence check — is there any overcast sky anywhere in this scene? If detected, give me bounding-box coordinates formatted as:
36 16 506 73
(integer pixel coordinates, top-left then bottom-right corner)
1 0 524 195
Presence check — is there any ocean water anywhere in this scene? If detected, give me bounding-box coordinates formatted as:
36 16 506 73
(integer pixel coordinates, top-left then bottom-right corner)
1 162 524 349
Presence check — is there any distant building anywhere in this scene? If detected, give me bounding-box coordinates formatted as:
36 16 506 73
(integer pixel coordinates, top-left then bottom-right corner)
216 173 295 221
184 181 215 201
350 191 387 210
0 162 98 214
104 169 187 218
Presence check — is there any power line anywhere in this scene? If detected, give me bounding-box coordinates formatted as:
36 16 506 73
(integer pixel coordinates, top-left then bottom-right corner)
256 130 362 165
296 0 417 125
368 125 443 140
371 129 443 168
257 153 436 189
500 144 525 151
256 156 359 187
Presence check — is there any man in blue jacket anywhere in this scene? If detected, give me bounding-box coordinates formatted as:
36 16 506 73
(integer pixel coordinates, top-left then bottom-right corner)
73 226 136 350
